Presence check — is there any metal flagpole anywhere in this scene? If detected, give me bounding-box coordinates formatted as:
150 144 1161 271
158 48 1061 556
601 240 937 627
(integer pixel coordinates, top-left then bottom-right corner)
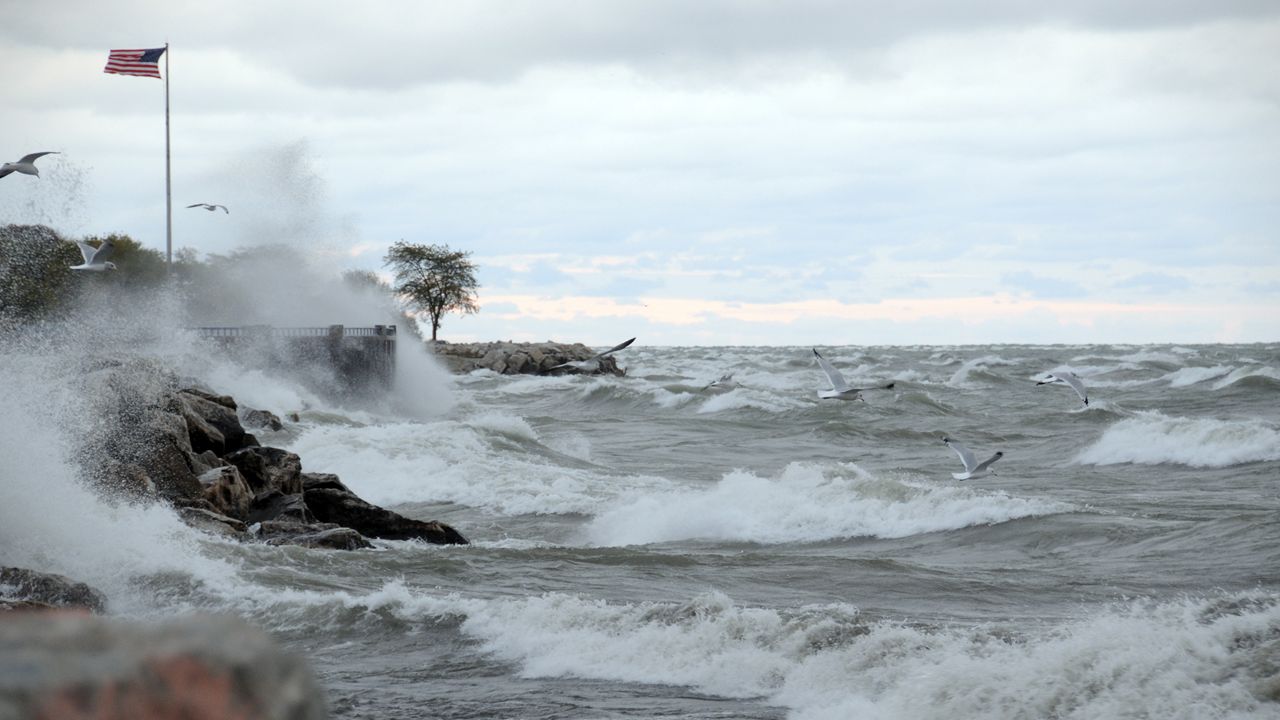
164 42 172 268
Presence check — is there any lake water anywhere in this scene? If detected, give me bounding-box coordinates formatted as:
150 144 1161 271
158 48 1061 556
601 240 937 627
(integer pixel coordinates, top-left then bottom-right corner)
3 339 1278 719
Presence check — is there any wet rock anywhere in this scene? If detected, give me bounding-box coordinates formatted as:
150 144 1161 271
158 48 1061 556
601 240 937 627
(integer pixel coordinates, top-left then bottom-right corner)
176 507 248 538
179 387 237 410
301 473 468 545
197 465 253 520
251 520 373 550
137 410 204 504
247 490 315 525
0 613 328 719
431 340 627 376
223 446 303 496
175 390 250 454
0 568 106 613
242 407 284 432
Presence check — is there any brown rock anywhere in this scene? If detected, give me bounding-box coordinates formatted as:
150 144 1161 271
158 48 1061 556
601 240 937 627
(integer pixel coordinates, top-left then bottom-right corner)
196 465 253 521
0 613 328 719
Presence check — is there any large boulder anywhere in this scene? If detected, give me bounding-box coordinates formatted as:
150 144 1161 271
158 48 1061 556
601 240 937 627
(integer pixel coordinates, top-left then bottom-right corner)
0 568 107 613
196 465 254 520
247 490 315 525
135 410 204 504
223 446 303 497
301 473 468 545
174 390 252 455
0 613 328 719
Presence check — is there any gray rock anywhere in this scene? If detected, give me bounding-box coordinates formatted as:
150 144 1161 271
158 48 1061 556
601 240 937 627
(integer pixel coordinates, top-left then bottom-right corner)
242 407 284 432
0 613 328 719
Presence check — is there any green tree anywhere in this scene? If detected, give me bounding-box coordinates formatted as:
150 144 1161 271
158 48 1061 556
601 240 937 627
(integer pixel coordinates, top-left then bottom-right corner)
383 241 479 341
80 233 167 288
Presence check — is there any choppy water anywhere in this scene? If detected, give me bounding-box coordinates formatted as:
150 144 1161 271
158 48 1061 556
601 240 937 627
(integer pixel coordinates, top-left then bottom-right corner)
4 341 1279 719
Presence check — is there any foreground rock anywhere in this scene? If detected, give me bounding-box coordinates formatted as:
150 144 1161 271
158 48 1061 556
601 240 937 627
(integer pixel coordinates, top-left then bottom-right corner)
85 358 468 550
431 339 626 376
302 474 469 544
0 567 107 613
0 613 328 719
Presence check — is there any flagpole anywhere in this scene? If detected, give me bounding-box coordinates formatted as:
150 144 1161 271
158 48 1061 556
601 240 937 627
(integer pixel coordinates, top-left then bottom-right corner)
164 41 172 268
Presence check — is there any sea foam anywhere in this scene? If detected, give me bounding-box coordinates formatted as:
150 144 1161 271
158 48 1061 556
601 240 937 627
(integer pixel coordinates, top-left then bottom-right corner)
581 462 1070 546
1077 411 1280 468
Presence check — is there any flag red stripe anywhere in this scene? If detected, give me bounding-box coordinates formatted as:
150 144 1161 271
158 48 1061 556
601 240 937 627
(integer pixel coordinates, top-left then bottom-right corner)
104 48 163 78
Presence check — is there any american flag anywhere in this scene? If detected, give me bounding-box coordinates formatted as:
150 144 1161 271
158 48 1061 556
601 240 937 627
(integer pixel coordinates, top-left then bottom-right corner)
103 47 166 78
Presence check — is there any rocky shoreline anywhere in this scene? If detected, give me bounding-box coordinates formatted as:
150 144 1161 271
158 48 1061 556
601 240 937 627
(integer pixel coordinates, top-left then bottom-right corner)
0 357 471 717
430 339 626 375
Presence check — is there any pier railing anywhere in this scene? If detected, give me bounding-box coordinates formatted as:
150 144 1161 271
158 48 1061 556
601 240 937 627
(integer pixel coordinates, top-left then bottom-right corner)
191 324 397 395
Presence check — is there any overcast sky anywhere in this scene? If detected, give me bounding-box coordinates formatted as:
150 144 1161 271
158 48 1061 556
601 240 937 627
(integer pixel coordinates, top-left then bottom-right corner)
2 0 1277 345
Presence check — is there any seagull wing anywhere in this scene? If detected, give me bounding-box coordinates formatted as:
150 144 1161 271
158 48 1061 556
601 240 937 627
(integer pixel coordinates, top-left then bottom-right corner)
0 167 13 179
89 239 116 264
812 349 850 392
18 151 58 164
588 337 636 361
973 451 1004 474
73 241 96 264
216 204 229 213
852 382 895 392
1056 372 1088 405
943 437 977 473
185 203 205 208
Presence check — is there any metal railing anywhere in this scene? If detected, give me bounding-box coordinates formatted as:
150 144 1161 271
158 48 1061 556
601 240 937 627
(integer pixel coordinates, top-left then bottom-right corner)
191 325 396 338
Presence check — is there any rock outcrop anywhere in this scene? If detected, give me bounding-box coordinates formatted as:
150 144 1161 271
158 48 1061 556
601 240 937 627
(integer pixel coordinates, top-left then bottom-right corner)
0 567 107 613
0 613 329 719
431 340 626 376
85 359 468 550
301 473 469 544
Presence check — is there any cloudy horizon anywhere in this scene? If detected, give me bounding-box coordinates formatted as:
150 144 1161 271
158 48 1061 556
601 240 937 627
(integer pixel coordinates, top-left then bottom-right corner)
2 1 1277 345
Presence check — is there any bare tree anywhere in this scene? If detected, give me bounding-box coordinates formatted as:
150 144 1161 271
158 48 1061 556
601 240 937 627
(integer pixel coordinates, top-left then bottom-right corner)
382 241 479 341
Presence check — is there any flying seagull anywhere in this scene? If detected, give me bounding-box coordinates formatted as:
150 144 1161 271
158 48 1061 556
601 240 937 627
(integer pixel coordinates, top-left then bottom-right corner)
186 203 229 213
813 349 895 400
70 238 117 272
942 437 1003 480
1037 370 1088 406
0 151 59 180
548 337 636 372
701 373 739 391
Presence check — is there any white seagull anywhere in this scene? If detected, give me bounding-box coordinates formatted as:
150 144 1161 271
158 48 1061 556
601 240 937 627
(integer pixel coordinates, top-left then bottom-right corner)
813 349 895 400
942 437 1003 480
70 238 117 272
1037 370 1088 406
186 203 229 213
0 151 59 180
701 373 739 391
548 337 636 372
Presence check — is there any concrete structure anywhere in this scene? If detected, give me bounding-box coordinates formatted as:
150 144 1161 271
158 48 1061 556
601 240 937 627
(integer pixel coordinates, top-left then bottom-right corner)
192 325 396 397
